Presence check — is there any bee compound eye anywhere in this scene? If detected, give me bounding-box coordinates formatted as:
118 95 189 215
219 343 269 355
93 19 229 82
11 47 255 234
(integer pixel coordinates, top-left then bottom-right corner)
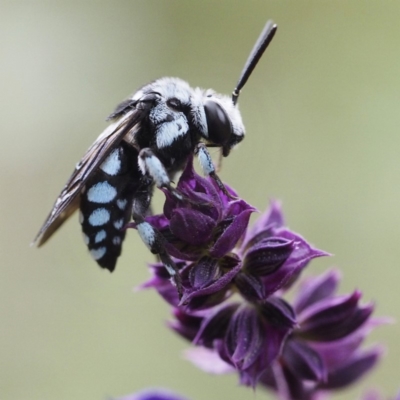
203 100 233 146
136 92 160 110
166 97 183 111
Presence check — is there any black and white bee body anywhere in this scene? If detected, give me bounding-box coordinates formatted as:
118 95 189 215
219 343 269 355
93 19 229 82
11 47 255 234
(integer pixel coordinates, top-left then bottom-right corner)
34 21 277 295
79 142 141 271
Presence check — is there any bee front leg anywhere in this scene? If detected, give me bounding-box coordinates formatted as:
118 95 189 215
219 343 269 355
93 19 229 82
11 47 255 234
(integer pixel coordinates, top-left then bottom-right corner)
195 143 236 199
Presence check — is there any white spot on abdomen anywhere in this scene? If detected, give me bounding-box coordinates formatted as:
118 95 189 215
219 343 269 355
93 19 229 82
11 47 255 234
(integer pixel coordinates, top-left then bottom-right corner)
113 236 121 246
89 208 110 226
87 181 117 203
100 149 121 175
114 219 124 230
95 230 107 243
117 199 127 210
90 247 106 260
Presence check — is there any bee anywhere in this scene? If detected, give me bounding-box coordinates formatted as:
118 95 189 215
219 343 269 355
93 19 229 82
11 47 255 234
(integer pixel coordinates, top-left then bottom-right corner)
33 21 277 295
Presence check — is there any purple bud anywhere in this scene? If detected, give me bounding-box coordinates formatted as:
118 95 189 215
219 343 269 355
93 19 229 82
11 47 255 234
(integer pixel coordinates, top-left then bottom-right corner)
319 347 383 389
282 340 325 381
114 389 189 400
235 272 265 302
194 303 240 347
260 297 297 329
299 291 374 341
225 305 264 369
188 257 220 289
294 269 341 314
209 202 255 258
168 308 202 342
170 208 216 246
243 237 294 276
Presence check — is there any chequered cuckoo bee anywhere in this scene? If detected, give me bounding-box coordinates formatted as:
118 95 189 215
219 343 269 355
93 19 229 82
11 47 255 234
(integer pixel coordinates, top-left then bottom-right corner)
33 21 277 295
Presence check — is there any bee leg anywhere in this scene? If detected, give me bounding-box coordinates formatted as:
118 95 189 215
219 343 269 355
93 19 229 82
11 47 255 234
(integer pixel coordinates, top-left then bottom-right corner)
138 148 186 203
195 143 237 199
132 176 183 297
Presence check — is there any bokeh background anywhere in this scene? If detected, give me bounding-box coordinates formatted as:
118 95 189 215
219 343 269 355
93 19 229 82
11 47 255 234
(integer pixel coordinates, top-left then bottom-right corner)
1 1 400 399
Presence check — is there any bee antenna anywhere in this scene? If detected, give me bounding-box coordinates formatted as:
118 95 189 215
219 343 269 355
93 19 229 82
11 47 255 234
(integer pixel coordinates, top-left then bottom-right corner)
232 20 277 105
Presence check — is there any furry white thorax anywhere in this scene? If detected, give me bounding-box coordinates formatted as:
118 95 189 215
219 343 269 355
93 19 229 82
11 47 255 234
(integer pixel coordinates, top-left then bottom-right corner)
156 116 189 148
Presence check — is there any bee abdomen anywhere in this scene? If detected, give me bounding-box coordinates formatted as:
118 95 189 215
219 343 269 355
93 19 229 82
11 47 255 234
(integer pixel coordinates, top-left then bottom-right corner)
80 142 141 272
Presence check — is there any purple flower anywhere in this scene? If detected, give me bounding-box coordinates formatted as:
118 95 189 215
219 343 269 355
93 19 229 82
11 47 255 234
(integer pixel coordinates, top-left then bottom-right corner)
148 157 255 262
114 389 188 400
139 159 327 387
139 157 255 307
259 269 384 400
137 158 383 395
236 201 328 302
190 300 296 387
141 159 326 311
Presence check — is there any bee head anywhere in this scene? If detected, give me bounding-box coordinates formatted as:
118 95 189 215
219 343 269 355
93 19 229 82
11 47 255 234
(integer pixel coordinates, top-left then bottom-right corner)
202 90 245 157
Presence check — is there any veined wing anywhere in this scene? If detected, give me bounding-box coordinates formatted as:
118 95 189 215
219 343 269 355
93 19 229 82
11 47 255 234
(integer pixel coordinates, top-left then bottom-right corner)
33 108 143 246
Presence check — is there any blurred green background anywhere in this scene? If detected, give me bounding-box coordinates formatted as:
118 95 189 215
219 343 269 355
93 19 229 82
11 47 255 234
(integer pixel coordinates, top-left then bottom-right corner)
1 1 400 399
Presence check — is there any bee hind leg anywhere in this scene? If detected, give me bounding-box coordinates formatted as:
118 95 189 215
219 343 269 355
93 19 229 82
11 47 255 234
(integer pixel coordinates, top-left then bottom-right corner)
132 176 183 297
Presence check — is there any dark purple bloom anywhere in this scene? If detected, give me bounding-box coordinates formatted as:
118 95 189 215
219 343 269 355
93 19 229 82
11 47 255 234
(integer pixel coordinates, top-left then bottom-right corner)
361 390 400 400
169 300 295 387
141 159 326 310
236 202 328 302
114 389 188 400
147 157 255 262
138 157 255 307
137 158 383 395
259 269 383 400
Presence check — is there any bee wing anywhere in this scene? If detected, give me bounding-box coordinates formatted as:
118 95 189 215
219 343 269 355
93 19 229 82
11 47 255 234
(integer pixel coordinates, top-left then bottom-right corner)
33 108 143 247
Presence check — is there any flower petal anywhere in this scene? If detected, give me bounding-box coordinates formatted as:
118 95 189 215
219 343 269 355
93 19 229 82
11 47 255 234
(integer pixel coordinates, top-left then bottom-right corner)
243 237 294 276
299 291 374 341
294 269 341 314
225 306 264 369
308 317 388 370
319 347 383 389
260 228 328 298
168 308 203 342
235 272 265 302
183 347 234 374
260 297 297 329
189 257 220 289
242 200 285 247
282 340 325 381
180 261 242 306
210 207 254 257
115 389 189 400
170 208 216 246
194 303 239 347
237 324 292 387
